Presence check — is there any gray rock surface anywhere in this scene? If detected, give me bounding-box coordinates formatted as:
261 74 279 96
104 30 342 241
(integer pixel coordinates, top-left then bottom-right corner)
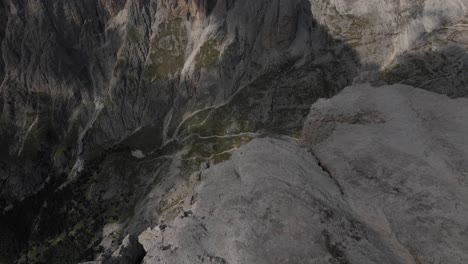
0 0 358 202
0 0 467 263
139 138 402 264
139 84 468 263
313 0 468 96
302 84 468 263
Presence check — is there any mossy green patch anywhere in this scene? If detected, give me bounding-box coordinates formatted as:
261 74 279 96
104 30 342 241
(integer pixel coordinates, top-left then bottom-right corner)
176 108 213 139
177 60 332 139
179 79 267 137
213 152 232 164
14 147 156 264
127 25 142 43
184 135 252 160
144 18 186 81
195 38 222 68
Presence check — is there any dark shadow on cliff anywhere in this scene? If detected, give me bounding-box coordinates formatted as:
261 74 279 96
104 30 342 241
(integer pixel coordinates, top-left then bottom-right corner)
168 0 364 139
379 44 468 98
0 0 7 81
0 0 366 263
9 0 468 263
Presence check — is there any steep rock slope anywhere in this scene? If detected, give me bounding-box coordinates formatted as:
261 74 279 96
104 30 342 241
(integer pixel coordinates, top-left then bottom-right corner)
140 84 468 263
312 0 468 96
313 0 468 63
302 84 468 263
0 0 467 263
0 0 359 262
0 0 358 202
139 138 410 264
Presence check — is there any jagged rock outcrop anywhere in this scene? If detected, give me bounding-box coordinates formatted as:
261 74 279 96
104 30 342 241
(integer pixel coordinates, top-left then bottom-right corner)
0 0 359 202
312 0 468 96
302 84 468 263
139 138 408 263
0 0 358 262
0 0 467 263
137 84 468 263
79 234 145 264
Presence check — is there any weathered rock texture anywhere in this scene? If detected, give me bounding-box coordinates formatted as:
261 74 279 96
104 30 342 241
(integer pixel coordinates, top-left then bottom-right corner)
0 0 467 263
0 0 358 262
137 84 468 263
312 0 468 96
139 138 407 264
0 0 358 202
302 84 468 263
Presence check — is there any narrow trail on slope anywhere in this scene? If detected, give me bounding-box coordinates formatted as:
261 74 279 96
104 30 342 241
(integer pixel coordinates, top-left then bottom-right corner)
162 77 258 146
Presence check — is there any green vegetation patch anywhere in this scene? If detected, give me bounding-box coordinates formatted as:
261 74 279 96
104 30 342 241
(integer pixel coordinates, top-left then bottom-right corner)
213 152 232 165
183 135 253 160
13 146 160 264
175 108 213 139
144 18 187 81
195 38 222 68
127 25 142 43
176 59 345 140
176 75 270 138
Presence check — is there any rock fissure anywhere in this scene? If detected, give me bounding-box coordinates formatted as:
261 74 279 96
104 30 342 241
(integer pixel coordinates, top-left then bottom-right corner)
311 150 346 196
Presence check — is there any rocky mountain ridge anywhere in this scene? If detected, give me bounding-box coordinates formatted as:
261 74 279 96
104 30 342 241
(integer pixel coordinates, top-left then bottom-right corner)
137 83 468 264
0 0 467 263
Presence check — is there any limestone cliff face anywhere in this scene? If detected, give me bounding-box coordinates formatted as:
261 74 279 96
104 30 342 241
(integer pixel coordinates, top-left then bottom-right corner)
312 0 468 96
0 0 359 201
138 84 468 264
0 0 467 263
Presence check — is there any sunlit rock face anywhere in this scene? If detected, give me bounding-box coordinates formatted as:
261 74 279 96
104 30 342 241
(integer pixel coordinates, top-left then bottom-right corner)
0 0 359 202
312 0 468 96
0 0 467 263
139 84 468 264
301 84 468 264
312 0 468 64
